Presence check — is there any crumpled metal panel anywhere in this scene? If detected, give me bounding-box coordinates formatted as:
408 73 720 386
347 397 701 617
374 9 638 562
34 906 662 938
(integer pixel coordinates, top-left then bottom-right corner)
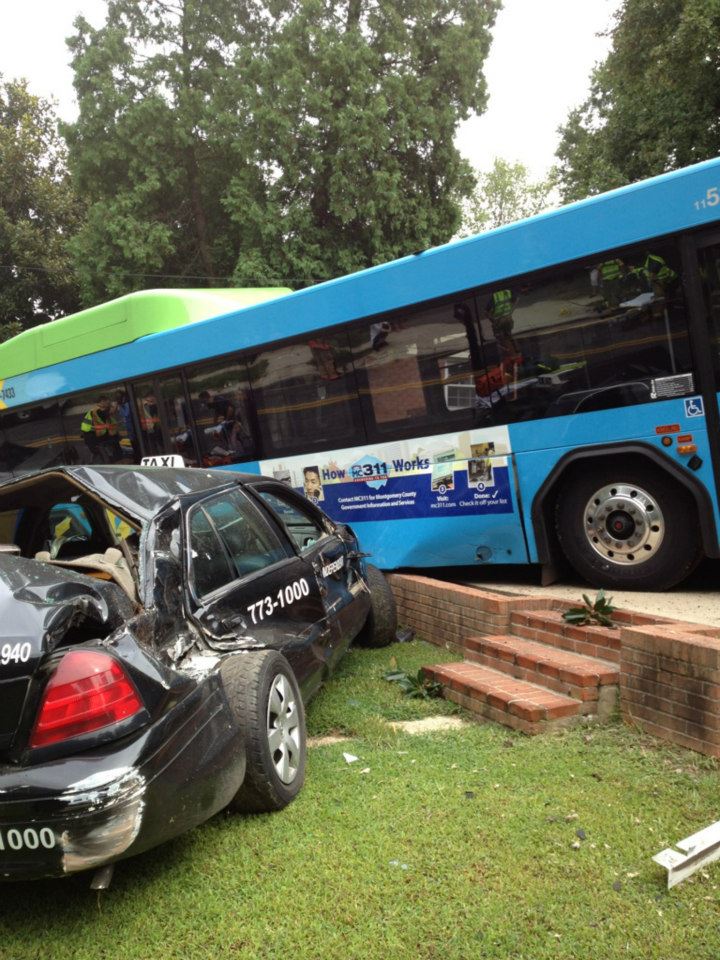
23 466 247 523
0 554 136 756
0 553 134 643
139 505 204 663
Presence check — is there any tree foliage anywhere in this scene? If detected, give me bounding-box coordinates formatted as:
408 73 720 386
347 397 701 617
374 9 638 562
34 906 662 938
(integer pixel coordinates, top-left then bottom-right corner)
0 78 81 339
458 157 552 237
64 0 265 304
231 0 501 285
64 0 500 303
555 0 720 202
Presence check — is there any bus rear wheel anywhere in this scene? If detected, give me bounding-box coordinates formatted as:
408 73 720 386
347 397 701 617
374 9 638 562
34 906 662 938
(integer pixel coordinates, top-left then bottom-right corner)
555 463 702 591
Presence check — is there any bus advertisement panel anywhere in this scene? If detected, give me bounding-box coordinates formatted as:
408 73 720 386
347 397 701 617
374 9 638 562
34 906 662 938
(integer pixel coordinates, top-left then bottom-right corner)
259 427 512 524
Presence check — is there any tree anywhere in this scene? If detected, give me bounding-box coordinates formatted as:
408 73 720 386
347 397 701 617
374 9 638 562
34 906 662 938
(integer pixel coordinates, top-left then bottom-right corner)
229 0 501 285
0 78 81 339
555 0 720 202
65 0 500 303
457 158 552 237
64 0 268 304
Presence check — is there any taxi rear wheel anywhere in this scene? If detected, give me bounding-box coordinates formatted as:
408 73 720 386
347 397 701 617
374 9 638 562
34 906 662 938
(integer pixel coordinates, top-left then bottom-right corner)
221 650 306 814
555 462 702 590
354 564 397 647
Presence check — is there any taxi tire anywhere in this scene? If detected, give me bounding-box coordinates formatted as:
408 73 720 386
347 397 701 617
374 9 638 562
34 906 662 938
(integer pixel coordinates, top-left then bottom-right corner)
221 650 306 814
354 564 397 648
555 463 702 591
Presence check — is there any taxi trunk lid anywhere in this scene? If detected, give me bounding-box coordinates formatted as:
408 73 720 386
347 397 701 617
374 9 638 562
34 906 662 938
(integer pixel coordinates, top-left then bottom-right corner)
0 555 135 757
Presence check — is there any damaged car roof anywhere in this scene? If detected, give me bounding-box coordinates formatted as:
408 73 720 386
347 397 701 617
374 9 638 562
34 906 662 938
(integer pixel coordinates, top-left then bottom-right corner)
0 465 260 523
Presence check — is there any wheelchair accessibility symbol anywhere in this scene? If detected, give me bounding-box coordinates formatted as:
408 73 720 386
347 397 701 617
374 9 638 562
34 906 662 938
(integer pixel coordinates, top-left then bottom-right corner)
684 397 705 418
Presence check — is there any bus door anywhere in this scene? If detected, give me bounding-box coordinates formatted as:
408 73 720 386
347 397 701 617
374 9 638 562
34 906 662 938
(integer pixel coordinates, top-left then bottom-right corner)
131 375 200 466
685 232 720 512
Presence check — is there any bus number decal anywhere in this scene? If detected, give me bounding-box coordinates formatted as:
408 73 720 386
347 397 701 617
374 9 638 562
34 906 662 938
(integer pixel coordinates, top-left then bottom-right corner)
695 187 720 210
246 578 310 624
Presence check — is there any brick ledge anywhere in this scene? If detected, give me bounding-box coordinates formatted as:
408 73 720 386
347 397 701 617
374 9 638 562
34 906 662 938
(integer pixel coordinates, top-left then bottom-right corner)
387 573 720 758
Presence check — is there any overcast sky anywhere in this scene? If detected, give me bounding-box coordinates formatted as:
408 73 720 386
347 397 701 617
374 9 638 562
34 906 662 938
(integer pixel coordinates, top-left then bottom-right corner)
1 0 617 179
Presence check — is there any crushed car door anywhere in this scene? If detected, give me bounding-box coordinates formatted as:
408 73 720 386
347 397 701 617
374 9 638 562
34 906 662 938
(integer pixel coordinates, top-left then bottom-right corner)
249 483 368 668
185 488 331 697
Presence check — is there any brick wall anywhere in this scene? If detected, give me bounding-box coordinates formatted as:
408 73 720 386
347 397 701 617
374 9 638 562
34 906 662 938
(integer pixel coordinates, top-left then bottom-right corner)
386 573 556 654
621 623 720 758
388 573 720 758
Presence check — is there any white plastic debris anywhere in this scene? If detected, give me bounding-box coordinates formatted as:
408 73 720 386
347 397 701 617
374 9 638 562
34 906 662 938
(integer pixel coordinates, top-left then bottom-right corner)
343 752 359 764
654 820 720 888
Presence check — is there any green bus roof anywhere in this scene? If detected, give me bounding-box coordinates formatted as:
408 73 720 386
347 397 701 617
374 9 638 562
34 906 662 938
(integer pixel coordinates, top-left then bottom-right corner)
0 288 291 379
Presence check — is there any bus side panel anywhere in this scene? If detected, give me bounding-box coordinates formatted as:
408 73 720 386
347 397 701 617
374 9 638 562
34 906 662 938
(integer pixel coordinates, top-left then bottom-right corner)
222 429 531 569
510 399 720 561
332 514 529 569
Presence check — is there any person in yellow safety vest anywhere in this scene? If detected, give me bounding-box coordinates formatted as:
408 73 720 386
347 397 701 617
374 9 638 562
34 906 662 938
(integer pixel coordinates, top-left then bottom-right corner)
641 253 677 294
597 257 625 308
80 395 122 463
486 288 518 356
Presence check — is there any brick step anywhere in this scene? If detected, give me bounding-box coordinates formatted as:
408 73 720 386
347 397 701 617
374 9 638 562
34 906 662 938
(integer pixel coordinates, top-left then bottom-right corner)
463 634 619 718
423 661 582 735
509 609 622 663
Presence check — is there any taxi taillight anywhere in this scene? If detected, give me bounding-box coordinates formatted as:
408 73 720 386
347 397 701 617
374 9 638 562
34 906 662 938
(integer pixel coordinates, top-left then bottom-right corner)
30 650 143 749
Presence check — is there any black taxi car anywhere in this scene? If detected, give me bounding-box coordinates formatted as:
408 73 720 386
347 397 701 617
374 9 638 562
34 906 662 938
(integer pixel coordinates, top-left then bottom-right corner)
0 465 396 883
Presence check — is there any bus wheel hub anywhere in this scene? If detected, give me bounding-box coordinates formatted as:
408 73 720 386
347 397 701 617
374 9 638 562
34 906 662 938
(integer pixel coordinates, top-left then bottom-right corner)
582 483 665 566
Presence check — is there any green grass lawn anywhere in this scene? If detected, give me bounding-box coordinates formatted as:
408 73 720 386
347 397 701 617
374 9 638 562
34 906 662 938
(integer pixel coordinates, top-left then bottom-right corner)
2 640 720 960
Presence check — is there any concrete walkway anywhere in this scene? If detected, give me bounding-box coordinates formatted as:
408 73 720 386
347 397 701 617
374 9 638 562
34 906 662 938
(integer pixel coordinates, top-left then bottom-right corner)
429 559 720 627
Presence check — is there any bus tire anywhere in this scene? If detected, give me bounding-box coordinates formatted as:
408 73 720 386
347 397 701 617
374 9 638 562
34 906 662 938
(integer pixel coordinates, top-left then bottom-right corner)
355 565 398 648
221 651 306 814
554 463 702 591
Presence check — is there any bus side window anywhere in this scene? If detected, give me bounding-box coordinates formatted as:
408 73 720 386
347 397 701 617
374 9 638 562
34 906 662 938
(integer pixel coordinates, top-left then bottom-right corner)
1 401 68 474
696 243 720 379
132 379 163 458
61 387 134 466
351 299 481 437
186 358 257 467
157 375 199 468
248 333 363 457
476 240 692 423
0 418 13 480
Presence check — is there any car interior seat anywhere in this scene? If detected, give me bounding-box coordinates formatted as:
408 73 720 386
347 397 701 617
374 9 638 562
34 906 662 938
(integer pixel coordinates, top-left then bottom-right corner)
34 546 137 601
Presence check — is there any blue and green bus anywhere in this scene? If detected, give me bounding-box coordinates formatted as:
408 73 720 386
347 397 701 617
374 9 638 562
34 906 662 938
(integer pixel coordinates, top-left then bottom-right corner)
4 158 720 590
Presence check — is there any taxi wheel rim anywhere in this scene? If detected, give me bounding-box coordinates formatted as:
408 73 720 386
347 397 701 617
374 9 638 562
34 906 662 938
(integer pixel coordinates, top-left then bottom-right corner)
582 482 665 566
266 674 301 785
